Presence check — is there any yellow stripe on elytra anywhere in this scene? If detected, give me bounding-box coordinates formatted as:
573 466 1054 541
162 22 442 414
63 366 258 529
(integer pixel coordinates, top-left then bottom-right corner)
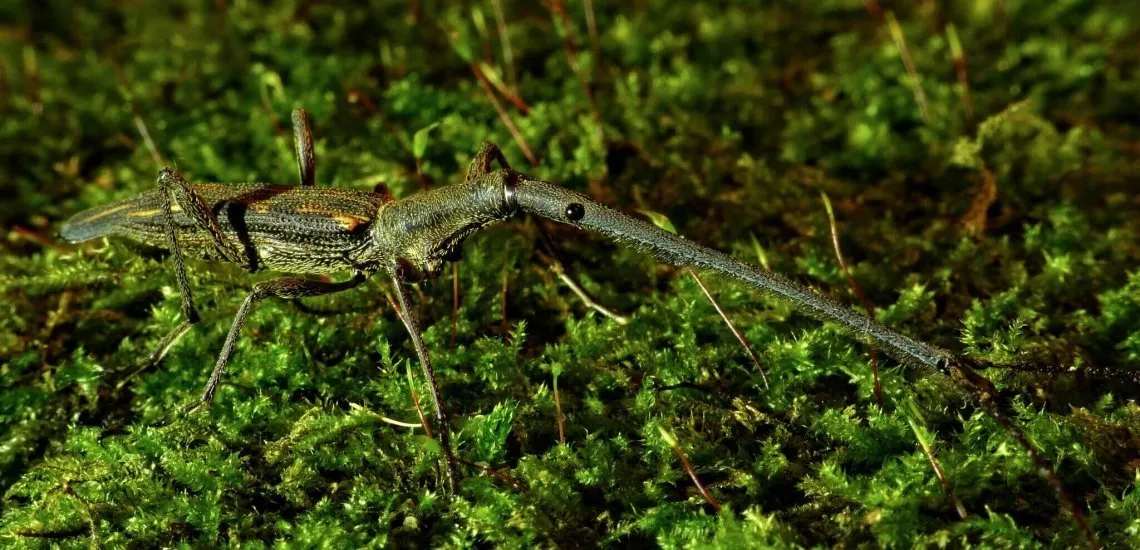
334 215 365 231
128 205 183 218
294 205 367 230
79 203 133 223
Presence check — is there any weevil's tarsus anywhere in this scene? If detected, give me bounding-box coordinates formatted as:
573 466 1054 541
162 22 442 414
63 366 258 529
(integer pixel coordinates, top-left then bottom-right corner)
291 108 316 187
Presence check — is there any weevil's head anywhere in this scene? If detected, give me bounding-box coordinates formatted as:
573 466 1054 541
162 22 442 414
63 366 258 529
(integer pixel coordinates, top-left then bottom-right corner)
370 168 643 280
371 169 522 280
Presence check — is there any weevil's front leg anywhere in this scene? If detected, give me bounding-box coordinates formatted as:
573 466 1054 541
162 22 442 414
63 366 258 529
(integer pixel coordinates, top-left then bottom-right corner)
466 141 511 181
196 273 366 405
387 264 461 491
292 108 316 186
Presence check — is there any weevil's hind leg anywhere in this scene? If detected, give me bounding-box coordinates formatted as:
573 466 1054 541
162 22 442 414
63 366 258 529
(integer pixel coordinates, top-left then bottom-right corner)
292 108 316 186
465 141 510 181
387 265 461 491
190 273 366 408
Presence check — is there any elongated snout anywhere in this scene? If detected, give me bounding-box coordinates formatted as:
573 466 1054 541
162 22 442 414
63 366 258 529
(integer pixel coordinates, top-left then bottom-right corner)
512 178 955 372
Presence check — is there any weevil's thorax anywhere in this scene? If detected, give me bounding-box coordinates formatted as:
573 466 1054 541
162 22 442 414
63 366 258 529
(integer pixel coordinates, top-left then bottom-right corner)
366 170 519 280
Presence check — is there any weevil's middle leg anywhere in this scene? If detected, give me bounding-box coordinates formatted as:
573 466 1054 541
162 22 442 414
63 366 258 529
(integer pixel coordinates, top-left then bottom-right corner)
196 273 366 405
388 264 461 491
292 108 316 187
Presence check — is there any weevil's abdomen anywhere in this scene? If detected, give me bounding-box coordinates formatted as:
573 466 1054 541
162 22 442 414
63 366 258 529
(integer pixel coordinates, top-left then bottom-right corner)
61 183 389 274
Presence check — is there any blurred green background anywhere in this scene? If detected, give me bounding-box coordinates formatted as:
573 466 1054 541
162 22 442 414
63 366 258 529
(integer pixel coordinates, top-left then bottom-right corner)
1 1 1139 547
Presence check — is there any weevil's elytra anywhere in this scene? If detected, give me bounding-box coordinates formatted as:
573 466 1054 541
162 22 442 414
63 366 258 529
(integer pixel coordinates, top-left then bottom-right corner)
64 183 388 275
57 112 1096 542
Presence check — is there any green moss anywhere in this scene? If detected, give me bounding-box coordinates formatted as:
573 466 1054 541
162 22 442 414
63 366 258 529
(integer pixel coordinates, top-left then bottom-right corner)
2 1 1140 547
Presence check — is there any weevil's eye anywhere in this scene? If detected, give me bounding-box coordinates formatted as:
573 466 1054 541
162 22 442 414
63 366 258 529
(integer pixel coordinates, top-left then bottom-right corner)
565 203 585 221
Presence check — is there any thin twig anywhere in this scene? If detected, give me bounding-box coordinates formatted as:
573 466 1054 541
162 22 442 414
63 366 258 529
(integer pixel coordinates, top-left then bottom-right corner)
451 263 459 351
982 394 1098 548
22 45 42 117
11 225 70 252
472 66 538 165
441 22 536 163
536 225 628 324
475 62 530 113
0 59 10 112
388 291 433 438
457 457 530 491
946 24 975 127
905 399 967 520
950 360 1098 548
583 0 602 84
553 372 566 443
688 269 769 389
370 412 424 429
490 0 518 94
500 266 511 344
821 192 882 408
861 0 884 23
547 259 629 324
885 12 931 124
749 233 772 271
658 425 720 512
545 0 604 139
134 113 165 167
404 359 434 438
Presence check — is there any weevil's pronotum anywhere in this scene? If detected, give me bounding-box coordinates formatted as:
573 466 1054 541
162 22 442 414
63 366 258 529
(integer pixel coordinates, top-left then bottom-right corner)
60 109 1092 542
